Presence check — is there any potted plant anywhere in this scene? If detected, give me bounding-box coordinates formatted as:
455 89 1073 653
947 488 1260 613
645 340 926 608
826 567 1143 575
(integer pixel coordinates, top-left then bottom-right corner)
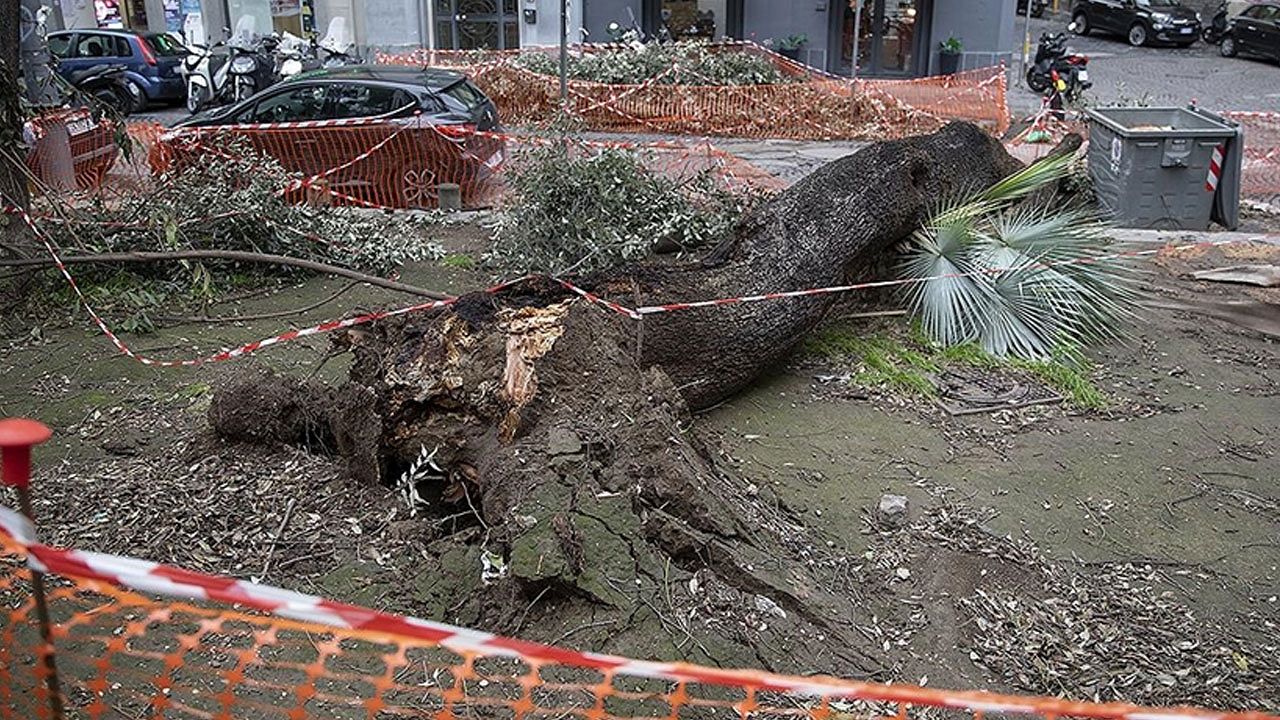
938 36 963 75
777 34 808 61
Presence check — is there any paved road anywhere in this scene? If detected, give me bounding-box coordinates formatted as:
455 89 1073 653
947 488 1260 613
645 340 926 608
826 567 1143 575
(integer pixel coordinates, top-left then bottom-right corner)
1007 13 1280 116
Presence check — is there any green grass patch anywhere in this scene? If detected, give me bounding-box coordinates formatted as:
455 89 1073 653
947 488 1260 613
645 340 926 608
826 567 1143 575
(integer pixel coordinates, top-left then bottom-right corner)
440 254 476 270
804 329 939 397
1010 358 1107 410
805 322 1107 409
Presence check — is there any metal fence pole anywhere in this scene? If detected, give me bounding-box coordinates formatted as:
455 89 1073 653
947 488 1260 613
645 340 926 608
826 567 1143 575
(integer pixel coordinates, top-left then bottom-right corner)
559 0 568 105
0 418 63 720
851 0 863 80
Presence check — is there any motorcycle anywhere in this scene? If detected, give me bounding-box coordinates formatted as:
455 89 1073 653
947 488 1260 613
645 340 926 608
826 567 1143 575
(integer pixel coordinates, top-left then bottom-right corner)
1025 26 1091 105
63 63 134 114
1202 1 1229 44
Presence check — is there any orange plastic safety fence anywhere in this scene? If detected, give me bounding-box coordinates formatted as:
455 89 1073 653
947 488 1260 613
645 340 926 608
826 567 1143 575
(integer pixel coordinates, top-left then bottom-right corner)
22 109 120 194
859 67 1009 135
3 534 1276 720
27 113 781 211
374 44 1012 140
1222 111 1280 203
147 118 508 210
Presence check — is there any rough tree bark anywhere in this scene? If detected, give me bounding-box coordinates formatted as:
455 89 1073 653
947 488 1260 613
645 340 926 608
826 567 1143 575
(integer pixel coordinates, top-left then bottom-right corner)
211 122 1026 676
1 2 34 313
1 0 29 213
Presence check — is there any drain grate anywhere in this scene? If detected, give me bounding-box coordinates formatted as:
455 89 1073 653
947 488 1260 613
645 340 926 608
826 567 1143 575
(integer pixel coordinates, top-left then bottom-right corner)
932 366 1063 416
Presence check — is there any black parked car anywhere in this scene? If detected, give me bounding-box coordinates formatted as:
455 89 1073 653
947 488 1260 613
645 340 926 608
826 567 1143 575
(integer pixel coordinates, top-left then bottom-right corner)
163 66 505 209
1220 1 1280 59
1071 0 1203 46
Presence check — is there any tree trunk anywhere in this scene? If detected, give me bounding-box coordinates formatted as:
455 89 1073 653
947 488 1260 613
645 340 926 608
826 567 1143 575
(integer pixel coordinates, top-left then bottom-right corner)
621 122 1021 408
1 1 29 214
211 122 1025 676
1 3 34 313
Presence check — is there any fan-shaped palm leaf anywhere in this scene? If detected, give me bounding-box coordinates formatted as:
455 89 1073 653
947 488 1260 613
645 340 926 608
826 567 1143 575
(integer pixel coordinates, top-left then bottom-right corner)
900 158 1139 360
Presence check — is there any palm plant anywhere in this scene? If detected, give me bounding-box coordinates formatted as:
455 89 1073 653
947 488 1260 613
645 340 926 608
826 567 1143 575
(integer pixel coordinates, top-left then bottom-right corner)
899 154 1140 360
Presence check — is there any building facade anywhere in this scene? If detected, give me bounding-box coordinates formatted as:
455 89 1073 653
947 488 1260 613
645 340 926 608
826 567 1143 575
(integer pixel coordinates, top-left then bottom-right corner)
53 0 1018 78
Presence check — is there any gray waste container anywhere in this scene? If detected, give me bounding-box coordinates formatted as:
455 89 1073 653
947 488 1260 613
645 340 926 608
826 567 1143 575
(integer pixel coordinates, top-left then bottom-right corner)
1085 106 1243 230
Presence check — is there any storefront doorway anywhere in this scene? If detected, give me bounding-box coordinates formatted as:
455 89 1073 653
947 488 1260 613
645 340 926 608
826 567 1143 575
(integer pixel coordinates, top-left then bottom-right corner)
643 0 743 42
832 0 929 77
434 0 521 50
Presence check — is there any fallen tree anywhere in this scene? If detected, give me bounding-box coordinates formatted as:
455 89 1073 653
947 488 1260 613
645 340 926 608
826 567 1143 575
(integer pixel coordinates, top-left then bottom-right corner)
211 122 1030 675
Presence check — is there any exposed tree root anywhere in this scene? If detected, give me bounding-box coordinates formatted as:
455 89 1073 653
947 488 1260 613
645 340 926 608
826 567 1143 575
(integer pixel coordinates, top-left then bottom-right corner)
211 123 1032 675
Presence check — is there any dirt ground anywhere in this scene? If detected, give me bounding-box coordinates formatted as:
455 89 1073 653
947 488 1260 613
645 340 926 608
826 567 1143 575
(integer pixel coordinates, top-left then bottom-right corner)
1 215 1278 711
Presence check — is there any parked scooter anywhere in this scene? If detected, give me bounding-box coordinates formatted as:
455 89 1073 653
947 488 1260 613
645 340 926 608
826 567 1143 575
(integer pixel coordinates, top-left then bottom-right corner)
1025 26 1091 106
1202 1 1230 43
181 16 274 113
63 63 135 114
274 31 320 80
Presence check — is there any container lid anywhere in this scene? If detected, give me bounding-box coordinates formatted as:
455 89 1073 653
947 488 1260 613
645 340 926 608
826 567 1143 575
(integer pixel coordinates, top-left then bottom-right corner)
1085 106 1236 138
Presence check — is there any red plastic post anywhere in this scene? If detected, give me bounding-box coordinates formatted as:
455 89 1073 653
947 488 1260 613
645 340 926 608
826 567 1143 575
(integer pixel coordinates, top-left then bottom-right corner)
0 418 53 490
0 418 62 719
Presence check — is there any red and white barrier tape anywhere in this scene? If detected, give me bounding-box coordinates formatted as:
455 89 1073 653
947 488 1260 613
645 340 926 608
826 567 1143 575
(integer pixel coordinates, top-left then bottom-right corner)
608 236 1268 318
11 204 1273 365
158 111 419 140
0 502 1271 720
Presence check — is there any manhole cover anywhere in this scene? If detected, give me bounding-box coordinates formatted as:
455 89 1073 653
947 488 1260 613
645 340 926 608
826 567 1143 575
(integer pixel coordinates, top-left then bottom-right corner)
932 366 1063 416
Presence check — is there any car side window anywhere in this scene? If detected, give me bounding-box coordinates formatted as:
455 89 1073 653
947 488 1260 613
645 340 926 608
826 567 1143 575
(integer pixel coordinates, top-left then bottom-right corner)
1256 5 1279 21
113 36 133 57
1241 5 1266 17
328 84 410 119
250 85 329 123
48 34 74 58
76 34 110 58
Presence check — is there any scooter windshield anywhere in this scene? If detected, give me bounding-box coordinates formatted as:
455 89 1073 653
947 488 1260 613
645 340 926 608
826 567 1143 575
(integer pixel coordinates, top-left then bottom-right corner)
229 16 257 50
319 17 353 54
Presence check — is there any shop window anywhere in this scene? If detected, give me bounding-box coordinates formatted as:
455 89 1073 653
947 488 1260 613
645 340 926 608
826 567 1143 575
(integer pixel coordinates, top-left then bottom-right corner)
654 1 742 41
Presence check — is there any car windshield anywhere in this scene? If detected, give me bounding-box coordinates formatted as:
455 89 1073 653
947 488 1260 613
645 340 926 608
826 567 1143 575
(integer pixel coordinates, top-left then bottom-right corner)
436 79 486 113
145 34 186 56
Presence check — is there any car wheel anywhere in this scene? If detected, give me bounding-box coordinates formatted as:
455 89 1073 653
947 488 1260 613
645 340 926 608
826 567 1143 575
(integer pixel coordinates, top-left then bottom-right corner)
125 79 147 113
1073 12 1090 35
1220 35 1237 57
1128 23 1148 46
